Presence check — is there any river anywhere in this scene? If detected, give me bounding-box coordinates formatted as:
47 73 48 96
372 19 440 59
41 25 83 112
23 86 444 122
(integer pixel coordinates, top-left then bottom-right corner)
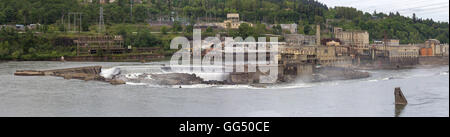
0 61 448 117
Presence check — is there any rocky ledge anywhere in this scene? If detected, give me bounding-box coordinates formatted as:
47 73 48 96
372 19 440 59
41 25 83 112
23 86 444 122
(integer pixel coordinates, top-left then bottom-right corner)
14 66 206 86
311 67 370 82
15 66 371 87
14 66 116 84
116 73 204 85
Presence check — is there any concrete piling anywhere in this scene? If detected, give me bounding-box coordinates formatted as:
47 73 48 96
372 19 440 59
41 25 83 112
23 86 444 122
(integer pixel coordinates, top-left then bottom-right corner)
394 87 408 105
394 87 407 117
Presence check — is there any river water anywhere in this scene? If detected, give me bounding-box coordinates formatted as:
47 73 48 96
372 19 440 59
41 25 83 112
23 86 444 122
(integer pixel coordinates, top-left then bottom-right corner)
0 61 448 117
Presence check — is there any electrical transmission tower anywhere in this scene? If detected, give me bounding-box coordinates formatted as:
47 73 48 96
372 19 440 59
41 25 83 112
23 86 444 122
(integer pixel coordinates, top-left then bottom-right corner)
99 7 105 33
67 12 83 33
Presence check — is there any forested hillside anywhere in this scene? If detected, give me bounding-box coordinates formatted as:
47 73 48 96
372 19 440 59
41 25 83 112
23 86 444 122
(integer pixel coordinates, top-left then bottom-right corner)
0 0 448 44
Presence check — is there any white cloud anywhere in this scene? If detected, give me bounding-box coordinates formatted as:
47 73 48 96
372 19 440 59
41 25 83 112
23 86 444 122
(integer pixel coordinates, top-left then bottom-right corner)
317 0 449 22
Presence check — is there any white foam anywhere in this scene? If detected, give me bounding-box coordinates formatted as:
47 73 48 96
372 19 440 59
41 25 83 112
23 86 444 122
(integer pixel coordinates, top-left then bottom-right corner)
270 84 313 89
193 72 229 81
175 84 215 88
217 85 259 89
125 82 148 86
368 79 378 82
100 67 121 79
124 73 143 79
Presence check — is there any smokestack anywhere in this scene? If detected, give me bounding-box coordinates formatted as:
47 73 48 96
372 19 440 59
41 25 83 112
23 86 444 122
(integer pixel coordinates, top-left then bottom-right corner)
316 24 320 46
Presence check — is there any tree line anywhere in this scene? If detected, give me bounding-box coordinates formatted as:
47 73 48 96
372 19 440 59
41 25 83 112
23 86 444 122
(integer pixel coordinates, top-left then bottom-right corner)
0 0 448 60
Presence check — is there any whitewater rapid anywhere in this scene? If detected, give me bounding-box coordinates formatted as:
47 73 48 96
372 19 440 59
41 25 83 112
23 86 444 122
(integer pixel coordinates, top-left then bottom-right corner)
100 63 449 89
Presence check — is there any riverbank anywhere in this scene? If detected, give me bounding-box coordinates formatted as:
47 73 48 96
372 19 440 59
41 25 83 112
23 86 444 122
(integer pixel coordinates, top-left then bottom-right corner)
2 53 170 62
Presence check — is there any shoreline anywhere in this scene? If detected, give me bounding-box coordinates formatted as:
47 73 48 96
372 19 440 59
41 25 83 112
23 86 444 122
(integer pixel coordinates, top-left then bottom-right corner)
0 52 171 62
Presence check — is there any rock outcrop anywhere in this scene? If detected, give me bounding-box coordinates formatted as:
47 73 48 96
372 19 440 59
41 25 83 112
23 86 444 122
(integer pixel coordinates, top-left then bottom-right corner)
228 72 257 84
15 66 102 77
311 67 370 82
44 66 102 76
110 79 126 85
153 73 204 85
14 65 372 86
116 73 205 85
14 70 45 76
14 66 119 84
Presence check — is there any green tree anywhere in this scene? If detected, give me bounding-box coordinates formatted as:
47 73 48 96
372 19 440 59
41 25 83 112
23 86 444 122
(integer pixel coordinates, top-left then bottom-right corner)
272 24 282 35
0 42 10 58
297 25 305 34
161 26 168 35
4 7 16 23
0 12 6 24
184 24 194 33
254 24 267 35
11 50 23 59
314 15 324 24
205 27 213 33
238 23 257 38
172 21 183 33
304 25 312 35
134 29 160 47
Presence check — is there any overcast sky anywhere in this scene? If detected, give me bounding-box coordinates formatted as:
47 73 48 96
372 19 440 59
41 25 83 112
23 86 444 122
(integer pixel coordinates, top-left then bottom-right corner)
317 0 449 22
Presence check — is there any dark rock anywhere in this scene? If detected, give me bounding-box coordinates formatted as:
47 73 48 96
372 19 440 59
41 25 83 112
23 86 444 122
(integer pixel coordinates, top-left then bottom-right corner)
110 79 126 85
228 72 256 84
14 70 45 76
203 80 229 85
251 84 267 88
151 73 204 85
15 66 107 83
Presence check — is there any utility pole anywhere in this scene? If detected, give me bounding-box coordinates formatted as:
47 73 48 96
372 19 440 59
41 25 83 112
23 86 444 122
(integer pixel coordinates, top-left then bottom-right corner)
205 0 207 22
384 30 388 56
61 15 65 32
73 13 76 32
80 13 82 33
168 0 173 22
68 14 70 32
99 7 105 33
130 0 133 22
68 12 82 33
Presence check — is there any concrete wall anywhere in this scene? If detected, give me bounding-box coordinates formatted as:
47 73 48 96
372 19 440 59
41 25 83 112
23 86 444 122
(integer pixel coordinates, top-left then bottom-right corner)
418 56 449 65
